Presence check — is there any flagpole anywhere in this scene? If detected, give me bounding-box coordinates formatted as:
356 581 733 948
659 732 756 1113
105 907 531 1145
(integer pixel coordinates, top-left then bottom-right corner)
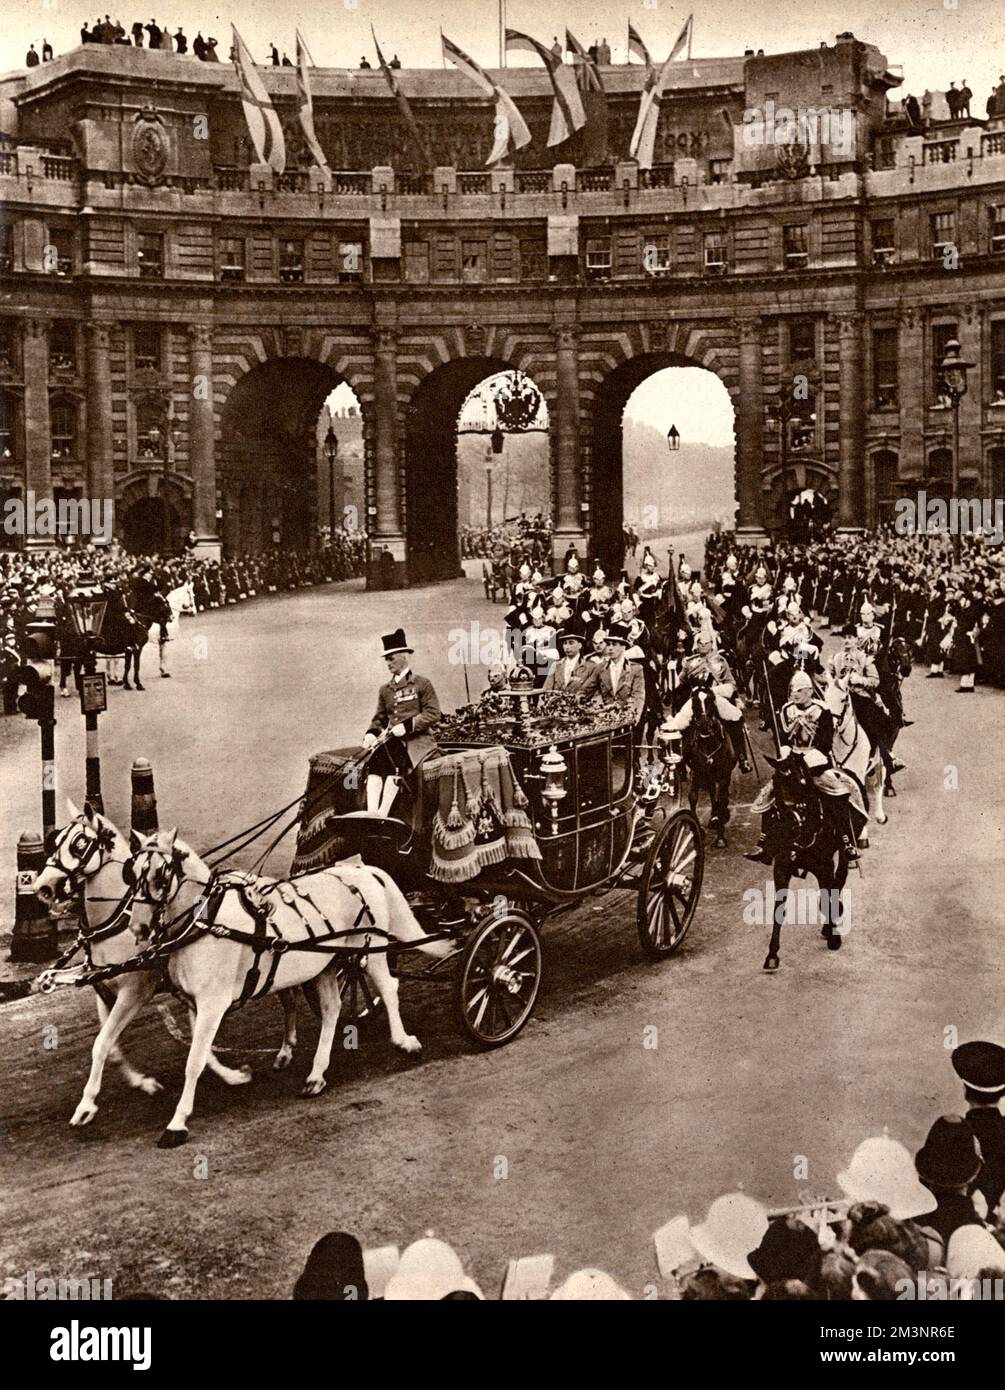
499 0 505 68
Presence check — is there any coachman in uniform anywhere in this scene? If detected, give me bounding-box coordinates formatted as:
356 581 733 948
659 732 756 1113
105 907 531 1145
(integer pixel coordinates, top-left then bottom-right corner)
361 628 441 817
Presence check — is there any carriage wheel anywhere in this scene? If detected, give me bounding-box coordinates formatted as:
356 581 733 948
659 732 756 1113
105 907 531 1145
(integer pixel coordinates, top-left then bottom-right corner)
302 963 383 1025
637 809 704 959
455 909 542 1048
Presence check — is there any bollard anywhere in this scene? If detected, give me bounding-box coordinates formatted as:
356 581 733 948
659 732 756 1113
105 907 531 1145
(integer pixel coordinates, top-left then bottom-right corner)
11 831 57 963
130 757 159 836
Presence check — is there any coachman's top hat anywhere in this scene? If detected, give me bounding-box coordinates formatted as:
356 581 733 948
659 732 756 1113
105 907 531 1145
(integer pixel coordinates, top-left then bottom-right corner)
951 1040 1005 1095
380 628 413 657
914 1115 983 1189
606 622 631 645
556 619 586 646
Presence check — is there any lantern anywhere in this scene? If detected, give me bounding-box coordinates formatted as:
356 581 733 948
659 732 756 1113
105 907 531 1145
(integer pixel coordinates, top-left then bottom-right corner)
667 424 680 452
67 580 107 641
937 339 974 405
538 744 568 833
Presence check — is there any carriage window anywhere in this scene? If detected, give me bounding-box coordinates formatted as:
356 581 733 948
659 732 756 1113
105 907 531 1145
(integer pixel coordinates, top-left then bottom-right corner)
610 731 631 801
576 740 609 811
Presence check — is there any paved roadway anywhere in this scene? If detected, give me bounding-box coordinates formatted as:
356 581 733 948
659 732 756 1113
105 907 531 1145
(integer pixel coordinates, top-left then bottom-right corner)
1 551 1003 1299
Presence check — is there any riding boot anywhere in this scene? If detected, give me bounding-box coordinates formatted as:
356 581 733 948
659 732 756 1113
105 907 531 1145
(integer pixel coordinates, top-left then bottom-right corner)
365 774 382 814
744 811 781 864
823 797 860 861
377 777 400 818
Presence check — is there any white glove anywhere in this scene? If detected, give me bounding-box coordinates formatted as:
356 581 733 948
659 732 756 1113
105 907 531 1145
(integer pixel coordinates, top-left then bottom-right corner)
361 732 378 750
390 722 407 738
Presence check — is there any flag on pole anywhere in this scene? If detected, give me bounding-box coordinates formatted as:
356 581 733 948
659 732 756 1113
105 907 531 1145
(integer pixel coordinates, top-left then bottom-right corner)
442 33 531 165
373 27 432 170
295 31 329 173
629 19 693 169
669 14 693 62
627 22 654 76
566 29 608 162
505 29 585 146
232 25 285 173
566 30 603 92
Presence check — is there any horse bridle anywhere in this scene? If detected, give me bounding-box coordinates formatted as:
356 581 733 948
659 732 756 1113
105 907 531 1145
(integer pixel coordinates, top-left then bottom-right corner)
126 846 203 944
40 819 133 940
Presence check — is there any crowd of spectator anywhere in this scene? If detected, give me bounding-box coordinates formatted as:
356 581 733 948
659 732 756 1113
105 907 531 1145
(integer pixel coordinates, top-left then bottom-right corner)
1 534 366 706
287 1039 1004 1300
461 513 553 562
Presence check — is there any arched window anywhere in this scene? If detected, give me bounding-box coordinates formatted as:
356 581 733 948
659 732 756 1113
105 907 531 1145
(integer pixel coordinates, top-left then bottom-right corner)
50 398 76 459
0 390 15 461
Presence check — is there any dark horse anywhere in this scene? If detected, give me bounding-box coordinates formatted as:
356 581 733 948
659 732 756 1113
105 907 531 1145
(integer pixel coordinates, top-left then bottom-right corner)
681 687 737 848
876 635 913 792
762 751 852 973
95 590 150 691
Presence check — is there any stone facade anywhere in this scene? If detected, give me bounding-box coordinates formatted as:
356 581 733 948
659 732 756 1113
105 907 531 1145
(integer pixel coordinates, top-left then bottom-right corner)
1 35 1003 582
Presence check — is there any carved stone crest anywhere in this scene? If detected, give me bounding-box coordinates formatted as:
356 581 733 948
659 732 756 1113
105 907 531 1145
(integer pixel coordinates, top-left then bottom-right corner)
777 141 810 181
131 106 169 186
463 323 486 356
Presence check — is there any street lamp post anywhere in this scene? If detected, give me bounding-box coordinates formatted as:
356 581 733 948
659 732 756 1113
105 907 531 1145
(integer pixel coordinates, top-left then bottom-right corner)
67 577 108 814
324 423 339 542
937 338 975 561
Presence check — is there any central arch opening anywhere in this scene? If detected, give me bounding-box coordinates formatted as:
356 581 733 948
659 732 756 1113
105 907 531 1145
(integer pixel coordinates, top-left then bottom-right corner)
591 356 736 576
405 360 548 584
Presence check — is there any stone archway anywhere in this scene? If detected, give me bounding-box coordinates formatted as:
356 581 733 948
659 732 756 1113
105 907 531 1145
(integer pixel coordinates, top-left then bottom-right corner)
589 352 739 576
403 356 548 585
218 357 351 553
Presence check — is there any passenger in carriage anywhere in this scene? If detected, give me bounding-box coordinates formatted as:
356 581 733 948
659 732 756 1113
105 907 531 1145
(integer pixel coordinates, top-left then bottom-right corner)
595 623 646 724
361 629 441 818
543 619 600 696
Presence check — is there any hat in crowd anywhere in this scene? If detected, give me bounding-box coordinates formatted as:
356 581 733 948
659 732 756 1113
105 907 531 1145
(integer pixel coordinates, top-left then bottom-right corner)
914 1115 983 1189
951 1040 1005 1096
837 1136 938 1219
747 1216 822 1287
565 554 580 573
788 670 814 694
591 562 606 582
845 1204 930 1272
550 1268 631 1300
641 548 657 570
945 1226 1005 1281
383 1238 483 1301
518 563 531 581
292 1232 368 1301
380 628 413 657
852 1249 914 1301
557 620 586 646
605 622 631 646
688 1193 769 1281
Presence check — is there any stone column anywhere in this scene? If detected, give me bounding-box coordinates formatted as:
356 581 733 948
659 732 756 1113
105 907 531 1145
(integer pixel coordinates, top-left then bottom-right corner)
23 320 52 545
84 322 114 515
735 316 767 542
552 323 586 561
836 310 866 531
186 323 220 559
372 328 402 540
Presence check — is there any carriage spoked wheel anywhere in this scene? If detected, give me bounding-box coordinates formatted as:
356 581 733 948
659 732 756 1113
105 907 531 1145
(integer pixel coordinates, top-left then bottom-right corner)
456 908 543 1048
637 809 704 959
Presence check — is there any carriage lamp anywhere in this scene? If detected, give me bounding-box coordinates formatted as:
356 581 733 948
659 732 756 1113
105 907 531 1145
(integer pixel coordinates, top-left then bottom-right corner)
657 728 684 799
667 424 680 452
538 744 568 834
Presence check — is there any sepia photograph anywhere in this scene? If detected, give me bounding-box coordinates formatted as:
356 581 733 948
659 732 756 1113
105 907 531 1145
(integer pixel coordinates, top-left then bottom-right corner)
0 0 1002 1357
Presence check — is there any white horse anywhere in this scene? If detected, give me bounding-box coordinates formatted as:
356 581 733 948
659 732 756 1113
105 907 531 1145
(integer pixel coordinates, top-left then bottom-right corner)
126 829 452 1147
166 581 196 618
821 676 886 840
33 802 298 1129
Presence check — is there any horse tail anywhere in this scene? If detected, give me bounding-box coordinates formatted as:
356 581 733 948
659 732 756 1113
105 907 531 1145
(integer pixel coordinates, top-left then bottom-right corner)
361 866 454 959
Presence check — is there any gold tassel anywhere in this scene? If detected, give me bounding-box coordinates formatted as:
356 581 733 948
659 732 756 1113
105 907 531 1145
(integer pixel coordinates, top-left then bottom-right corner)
445 766 464 830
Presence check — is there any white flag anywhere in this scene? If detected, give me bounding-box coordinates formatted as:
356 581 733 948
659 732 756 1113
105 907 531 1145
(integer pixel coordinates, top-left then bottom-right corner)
232 25 285 173
296 31 329 173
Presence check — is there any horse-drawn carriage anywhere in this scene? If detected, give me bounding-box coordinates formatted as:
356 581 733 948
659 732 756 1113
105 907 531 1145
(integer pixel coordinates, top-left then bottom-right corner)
292 689 704 1047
